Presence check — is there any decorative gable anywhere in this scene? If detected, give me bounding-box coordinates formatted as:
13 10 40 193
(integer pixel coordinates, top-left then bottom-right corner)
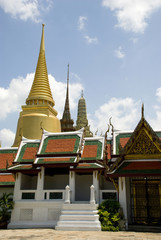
119 114 161 160
110 108 161 174
126 129 161 156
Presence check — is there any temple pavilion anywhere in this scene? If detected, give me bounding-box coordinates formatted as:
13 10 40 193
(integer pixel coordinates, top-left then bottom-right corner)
0 25 160 231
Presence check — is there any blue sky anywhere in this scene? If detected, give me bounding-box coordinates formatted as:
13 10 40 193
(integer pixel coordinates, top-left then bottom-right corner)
1 0 161 146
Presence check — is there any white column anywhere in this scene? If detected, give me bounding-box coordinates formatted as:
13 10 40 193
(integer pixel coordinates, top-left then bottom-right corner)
119 177 128 229
93 171 99 203
90 185 95 204
35 167 45 200
13 172 22 201
69 171 75 202
65 185 70 204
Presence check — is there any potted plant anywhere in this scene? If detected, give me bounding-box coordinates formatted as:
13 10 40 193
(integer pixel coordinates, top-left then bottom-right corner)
0 193 14 229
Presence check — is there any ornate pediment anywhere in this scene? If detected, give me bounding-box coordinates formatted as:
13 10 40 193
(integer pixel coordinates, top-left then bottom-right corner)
127 129 161 155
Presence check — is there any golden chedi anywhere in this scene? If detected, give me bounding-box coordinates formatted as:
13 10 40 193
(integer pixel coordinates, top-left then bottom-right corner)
12 25 61 147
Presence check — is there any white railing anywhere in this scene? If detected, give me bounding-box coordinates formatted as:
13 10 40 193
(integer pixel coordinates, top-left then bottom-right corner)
43 190 65 200
99 190 118 203
20 190 36 200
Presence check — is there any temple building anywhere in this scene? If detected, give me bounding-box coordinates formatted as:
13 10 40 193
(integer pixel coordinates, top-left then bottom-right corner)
106 105 161 230
0 25 161 231
2 25 114 230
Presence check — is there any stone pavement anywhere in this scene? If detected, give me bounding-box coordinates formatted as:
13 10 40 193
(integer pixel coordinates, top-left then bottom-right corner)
0 229 161 240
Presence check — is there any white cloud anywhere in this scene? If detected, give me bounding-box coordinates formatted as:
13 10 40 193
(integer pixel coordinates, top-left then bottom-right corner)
0 128 15 147
114 46 125 59
78 16 87 31
0 73 83 120
78 16 98 45
149 87 161 129
156 87 161 101
0 0 53 22
90 97 140 135
84 35 98 44
0 73 34 119
102 0 161 33
129 37 138 44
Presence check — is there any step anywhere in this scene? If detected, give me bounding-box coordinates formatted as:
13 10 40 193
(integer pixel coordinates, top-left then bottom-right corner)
56 220 101 227
61 210 98 215
55 226 101 231
59 214 99 221
62 204 98 211
55 203 101 231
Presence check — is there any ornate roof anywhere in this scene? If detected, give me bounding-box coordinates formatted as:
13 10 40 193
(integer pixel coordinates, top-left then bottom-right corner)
35 157 77 166
81 137 104 161
38 130 83 155
14 138 40 164
110 110 161 175
0 148 18 172
114 160 161 176
0 174 15 186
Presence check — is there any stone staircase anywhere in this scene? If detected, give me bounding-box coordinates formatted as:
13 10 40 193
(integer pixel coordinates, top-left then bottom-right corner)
55 203 101 231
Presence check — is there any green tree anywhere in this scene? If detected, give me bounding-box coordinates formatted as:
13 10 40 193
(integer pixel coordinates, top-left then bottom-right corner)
0 193 14 224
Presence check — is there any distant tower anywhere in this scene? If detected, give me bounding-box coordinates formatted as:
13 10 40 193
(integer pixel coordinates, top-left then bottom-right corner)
76 91 93 137
60 64 74 132
12 25 61 147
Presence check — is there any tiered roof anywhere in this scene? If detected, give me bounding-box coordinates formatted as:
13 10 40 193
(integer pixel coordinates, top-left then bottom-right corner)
0 147 18 186
109 109 161 176
8 129 105 173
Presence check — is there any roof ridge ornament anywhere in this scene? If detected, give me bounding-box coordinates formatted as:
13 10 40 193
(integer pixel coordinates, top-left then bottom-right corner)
142 103 144 119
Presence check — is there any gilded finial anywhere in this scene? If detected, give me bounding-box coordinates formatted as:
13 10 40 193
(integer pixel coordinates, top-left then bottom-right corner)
142 103 144 119
81 90 83 98
40 24 45 52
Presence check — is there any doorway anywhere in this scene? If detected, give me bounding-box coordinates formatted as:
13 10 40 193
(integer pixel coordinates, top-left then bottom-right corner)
131 178 161 225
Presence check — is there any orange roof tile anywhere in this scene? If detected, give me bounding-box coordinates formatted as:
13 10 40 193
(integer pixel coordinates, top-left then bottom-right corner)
124 161 161 170
0 174 15 183
22 147 38 160
120 137 130 148
45 139 76 153
43 158 71 162
81 145 98 158
0 153 15 170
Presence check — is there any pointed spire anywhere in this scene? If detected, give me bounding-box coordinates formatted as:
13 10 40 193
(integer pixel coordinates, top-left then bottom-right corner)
60 64 74 132
81 90 83 98
62 64 70 120
26 24 55 107
142 103 144 119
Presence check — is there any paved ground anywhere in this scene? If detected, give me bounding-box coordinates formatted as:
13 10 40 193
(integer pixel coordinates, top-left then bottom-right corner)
0 229 161 240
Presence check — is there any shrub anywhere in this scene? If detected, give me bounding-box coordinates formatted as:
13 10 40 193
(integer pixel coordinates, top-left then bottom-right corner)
98 199 121 231
0 193 14 223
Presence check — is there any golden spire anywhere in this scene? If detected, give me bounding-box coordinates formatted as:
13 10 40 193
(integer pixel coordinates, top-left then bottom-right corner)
26 24 55 107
